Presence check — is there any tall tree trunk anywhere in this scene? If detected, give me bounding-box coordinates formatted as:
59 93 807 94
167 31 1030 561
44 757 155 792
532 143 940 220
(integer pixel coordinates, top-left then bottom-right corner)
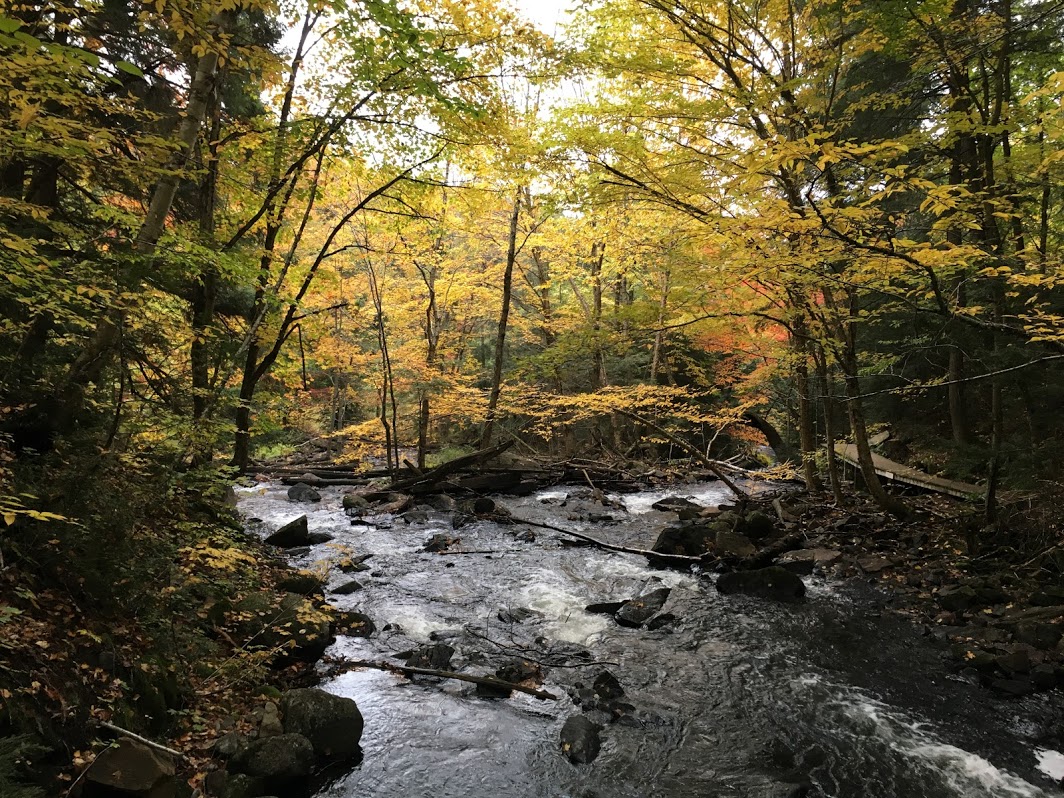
480 189 521 449
815 346 846 505
793 316 821 492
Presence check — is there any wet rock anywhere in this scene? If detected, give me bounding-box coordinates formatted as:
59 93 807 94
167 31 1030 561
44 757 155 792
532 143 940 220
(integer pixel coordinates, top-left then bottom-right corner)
937 585 978 612
307 531 334 544
287 483 321 503
276 570 323 596
716 567 805 602
715 528 756 558
990 678 1035 697
646 612 677 631
560 715 601 764
498 607 541 624
230 733 315 782
342 493 370 512
83 738 176 797
856 555 892 574
286 546 311 558
407 643 455 670
1031 664 1058 690
514 529 536 543
265 516 310 548
422 534 459 553
585 601 625 615
593 670 624 700
1014 622 1062 650
497 658 542 684
996 649 1032 674
651 521 718 556
424 494 457 512
281 688 364 760
740 510 776 541
331 579 364 595
616 587 672 628
452 512 475 529
775 548 841 576
333 610 374 637
234 592 331 661
651 496 704 513
402 509 430 524
473 497 496 514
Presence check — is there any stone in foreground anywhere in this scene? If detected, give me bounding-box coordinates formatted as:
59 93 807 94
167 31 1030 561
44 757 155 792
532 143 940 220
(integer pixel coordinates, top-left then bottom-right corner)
715 566 805 602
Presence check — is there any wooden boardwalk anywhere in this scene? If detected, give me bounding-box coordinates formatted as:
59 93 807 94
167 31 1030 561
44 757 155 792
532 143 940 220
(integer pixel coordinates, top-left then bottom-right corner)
833 443 985 499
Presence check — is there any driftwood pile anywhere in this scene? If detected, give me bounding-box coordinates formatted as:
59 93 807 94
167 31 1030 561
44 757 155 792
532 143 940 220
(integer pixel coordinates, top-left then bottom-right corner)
253 440 756 500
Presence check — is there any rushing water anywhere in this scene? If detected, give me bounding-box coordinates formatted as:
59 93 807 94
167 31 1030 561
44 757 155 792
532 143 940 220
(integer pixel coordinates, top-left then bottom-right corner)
237 481 1064 798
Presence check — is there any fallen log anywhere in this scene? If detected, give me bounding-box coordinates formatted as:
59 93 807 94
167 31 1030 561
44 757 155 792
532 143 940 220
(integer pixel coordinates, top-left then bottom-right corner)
503 513 704 569
389 440 515 493
338 659 558 700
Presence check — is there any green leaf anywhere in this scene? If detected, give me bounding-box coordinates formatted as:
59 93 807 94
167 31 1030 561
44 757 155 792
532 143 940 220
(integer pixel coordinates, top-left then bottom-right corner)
116 60 144 77
0 15 22 33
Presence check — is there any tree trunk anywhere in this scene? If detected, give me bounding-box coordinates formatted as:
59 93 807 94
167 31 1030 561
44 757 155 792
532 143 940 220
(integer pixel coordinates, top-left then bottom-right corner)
480 189 521 449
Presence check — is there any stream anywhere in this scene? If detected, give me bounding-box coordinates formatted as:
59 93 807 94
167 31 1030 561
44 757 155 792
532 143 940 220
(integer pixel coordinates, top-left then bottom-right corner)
237 480 1064 798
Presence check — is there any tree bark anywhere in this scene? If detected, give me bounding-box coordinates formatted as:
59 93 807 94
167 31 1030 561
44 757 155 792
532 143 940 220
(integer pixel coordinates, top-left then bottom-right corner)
480 188 521 449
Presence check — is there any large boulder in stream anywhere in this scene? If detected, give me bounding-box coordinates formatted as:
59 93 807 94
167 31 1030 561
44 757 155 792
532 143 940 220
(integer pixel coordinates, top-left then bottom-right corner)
560 715 601 764
652 521 719 556
716 567 805 602
715 528 756 558
287 483 322 503
265 516 310 548
281 688 364 761
230 733 315 784
616 587 672 627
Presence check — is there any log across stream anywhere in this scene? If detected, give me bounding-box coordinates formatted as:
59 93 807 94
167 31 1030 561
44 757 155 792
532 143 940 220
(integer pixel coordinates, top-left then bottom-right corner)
237 480 1064 798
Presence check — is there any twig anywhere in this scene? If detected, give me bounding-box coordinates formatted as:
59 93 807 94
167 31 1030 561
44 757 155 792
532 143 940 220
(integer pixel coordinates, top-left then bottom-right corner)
503 513 704 568
95 721 184 759
341 659 558 700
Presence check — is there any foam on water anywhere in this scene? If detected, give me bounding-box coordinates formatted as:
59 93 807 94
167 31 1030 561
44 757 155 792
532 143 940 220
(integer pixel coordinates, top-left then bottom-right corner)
1035 749 1064 782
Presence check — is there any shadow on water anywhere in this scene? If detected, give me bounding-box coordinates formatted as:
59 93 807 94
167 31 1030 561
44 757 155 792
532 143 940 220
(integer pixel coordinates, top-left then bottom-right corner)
237 482 1064 798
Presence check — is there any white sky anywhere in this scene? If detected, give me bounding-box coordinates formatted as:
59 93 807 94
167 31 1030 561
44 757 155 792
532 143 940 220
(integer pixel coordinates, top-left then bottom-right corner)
510 0 574 33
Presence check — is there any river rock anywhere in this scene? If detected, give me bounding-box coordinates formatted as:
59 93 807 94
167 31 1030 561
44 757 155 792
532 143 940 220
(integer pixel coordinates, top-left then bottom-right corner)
287 483 321 503
776 548 841 575
616 587 672 628
423 533 459 552
402 509 430 524
331 579 364 595
739 510 776 542
651 496 704 513
230 733 315 782
307 531 334 544
265 516 310 548
407 643 455 670
937 585 978 612
996 649 1032 674
716 528 756 558
560 715 601 764
652 521 718 556
342 493 370 512
498 607 542 624
1014 622 1062 650
83 738 176 797
281 688 364 760
334 610 374 637
716 567 805 602
585 601 625 615
857 555 892 574
1031 587 1064 606
234 592 331 661
593 670 624 700
276 570 324 595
